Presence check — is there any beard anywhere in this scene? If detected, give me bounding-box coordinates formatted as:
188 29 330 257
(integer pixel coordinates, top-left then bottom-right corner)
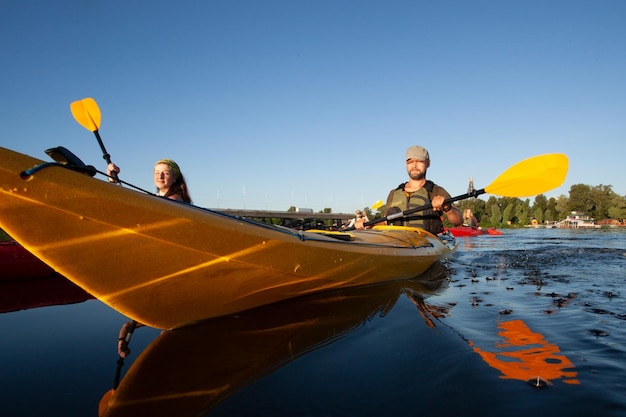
408 168 426 181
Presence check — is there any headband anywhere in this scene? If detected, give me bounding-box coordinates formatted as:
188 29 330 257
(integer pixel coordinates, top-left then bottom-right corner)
155 159 181 181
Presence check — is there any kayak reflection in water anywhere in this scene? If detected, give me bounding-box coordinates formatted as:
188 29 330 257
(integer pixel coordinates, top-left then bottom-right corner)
470 319 579 386
405 288 453 328
98 262 450 417
403 292 579 387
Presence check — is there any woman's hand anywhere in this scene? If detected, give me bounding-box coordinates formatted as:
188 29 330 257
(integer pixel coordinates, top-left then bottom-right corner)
107 163 120 183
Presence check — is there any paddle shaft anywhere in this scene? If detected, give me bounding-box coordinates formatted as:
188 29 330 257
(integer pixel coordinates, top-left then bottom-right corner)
92 129 120 182
364 188 485 227
94 130 111 163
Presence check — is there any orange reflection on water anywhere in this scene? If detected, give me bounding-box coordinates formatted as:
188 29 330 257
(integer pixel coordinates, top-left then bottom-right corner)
470 319 580 385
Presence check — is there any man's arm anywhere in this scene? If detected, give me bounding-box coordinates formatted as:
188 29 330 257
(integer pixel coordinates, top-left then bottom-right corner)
443 205 463 226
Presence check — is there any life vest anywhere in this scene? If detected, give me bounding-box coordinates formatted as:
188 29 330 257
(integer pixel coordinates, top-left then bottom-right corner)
386 180 444 234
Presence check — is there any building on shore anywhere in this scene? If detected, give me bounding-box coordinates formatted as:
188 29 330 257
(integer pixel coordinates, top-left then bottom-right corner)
555 211 597 229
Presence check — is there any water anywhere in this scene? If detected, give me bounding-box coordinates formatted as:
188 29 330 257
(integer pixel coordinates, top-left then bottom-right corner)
1 228 625 416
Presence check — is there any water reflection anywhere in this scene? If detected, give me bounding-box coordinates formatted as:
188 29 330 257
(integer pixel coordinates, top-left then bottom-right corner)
470 319 579 386
98 262 450 417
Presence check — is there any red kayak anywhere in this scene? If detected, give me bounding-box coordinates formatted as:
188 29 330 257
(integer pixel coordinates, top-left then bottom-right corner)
447 226 503 237
0 274 94 313
0 241 93 312
0 240 56 280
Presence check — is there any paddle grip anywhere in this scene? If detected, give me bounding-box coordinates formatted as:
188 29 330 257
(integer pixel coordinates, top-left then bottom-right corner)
94 130 119 182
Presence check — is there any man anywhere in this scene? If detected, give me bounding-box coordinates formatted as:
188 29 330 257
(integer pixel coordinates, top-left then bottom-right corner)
383 145 462 234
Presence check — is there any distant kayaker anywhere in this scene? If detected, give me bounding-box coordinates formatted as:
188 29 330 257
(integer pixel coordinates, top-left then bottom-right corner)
343 210 369 230
463 208 480 228
360 145 462 234
107 159 193 203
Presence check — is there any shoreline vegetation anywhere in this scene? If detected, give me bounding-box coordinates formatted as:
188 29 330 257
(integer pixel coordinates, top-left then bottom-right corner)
449 183 626 229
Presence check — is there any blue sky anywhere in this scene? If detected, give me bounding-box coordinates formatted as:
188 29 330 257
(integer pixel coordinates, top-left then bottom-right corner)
2 1 624 213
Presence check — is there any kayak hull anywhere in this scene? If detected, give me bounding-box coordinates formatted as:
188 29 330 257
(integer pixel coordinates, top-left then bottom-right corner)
0 147 455 329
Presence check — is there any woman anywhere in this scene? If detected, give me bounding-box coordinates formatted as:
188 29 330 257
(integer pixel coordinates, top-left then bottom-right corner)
463 208 479 228
107 159 192 203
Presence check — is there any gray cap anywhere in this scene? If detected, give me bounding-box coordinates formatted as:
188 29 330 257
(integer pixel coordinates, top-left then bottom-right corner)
405 145 430 161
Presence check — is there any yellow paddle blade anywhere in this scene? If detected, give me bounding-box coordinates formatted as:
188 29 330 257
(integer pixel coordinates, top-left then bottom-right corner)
371 200 384 210
485 153 568 197
70 97 101 132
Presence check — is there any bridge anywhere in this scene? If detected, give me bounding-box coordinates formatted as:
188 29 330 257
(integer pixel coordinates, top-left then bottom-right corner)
215 209 356 221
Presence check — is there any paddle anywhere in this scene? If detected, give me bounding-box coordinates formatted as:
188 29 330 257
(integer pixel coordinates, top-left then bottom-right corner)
370 200 384 211
365 153 568 227
70 97 119 182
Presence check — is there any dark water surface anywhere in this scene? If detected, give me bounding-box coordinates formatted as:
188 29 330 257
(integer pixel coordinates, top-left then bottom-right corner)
1 229 625 416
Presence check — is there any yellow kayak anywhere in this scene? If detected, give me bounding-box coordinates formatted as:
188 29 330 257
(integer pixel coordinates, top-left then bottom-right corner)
0 147 455 329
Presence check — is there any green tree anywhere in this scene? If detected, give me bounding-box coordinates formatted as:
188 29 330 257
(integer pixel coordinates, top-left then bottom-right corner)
488 198 502 226
568 184 596 215
502 205 513 226
546 197 559 221
555 195 569 219
544 209 554 223
533 207 544 224
515 199 531 226
590 185 614 220
567 184 619 220
533 194 548 213
608 194 626 220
